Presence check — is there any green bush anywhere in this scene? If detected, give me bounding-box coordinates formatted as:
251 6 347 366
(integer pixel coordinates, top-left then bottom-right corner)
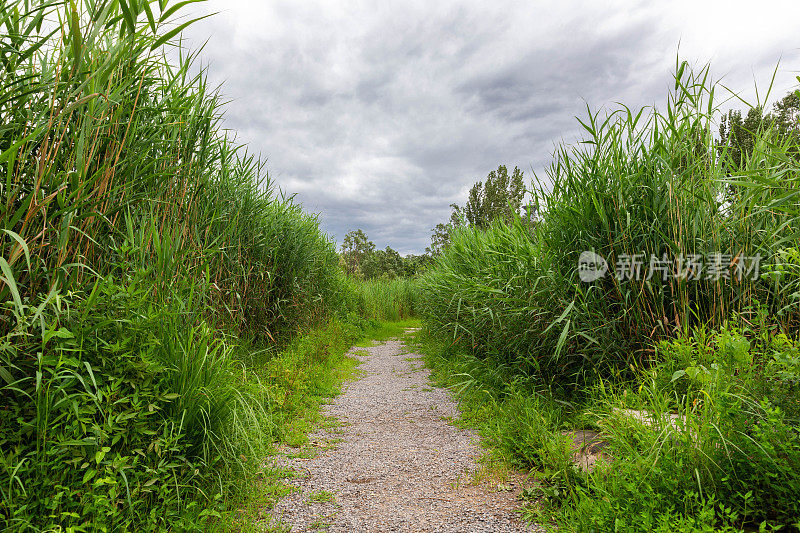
559 322 800 531
348 276 420 321
0 1 351 530
418 61 800 531
421 62 800 386
0 275 238 530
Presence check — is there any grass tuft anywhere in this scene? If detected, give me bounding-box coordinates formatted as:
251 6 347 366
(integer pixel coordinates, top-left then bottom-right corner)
418 61 800 531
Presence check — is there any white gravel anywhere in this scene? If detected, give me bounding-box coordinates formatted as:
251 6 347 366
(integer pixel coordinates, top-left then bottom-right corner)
266 331 540 532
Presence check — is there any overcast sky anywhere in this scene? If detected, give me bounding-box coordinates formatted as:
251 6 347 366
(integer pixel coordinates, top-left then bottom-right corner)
182 1 800 255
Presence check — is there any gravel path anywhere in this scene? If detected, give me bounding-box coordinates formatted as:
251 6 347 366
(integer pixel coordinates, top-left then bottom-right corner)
267 331 538 532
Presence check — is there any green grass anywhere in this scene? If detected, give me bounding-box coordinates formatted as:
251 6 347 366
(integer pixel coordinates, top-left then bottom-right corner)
415 324 800 532
418 61 800 531
420 61 800 389
6 0 797 530
0 1 359 530
352 318 421 346
306 490 336 504
348 277 420 321
212 319 415 531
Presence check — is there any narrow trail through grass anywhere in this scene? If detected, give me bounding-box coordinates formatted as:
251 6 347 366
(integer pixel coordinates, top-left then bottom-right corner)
261 327 536 532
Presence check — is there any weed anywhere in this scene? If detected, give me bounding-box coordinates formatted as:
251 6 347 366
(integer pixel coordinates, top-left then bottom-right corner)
306 490 336 504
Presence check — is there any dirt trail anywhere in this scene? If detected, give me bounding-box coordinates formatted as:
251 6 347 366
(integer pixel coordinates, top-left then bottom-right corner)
267 331 538 532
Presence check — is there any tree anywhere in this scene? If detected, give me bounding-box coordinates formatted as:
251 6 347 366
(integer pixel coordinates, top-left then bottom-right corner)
340 231 428 279
361 246 404 279
719 89 800 167
462 165 526 229
401 253 433 276
427 165 529 255
426 204 463 256
340 229 374 276
719 105 764 167
772 90 800 158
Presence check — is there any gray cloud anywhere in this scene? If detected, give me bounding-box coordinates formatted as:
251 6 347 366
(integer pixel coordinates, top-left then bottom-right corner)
183 0 800 255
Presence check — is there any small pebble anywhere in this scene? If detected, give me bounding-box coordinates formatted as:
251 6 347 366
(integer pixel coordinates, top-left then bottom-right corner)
265 331 542 532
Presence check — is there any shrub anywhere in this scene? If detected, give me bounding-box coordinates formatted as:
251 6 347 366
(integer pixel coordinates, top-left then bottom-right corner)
418 61 800 531
421 62 800 387
0 1 349 529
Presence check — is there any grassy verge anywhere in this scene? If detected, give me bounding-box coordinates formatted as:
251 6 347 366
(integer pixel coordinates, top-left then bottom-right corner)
214 318 419 531
416 323 800 532
418 62 800 531
0 2 397 530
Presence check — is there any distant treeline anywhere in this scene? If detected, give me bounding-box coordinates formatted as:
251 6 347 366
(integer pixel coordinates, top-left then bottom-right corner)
338 229 431 279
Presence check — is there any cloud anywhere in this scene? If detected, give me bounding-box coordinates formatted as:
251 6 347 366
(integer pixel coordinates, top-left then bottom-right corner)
183 0 800 254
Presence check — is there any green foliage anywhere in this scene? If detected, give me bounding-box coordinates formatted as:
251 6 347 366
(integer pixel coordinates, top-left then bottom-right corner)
360 246 432 280
762 247 800 324
419 216 572 380
719 105 766 167
0 273 255 530
417 320 800 532
427 218 456 257
340 229 431 279
427 164 532 255
459 165 527 230
340 229 375 277
0 1 353 530
421 61 800 387
398 253 433 277
418 61 800 531
719 90 800 167
557 322 800 532
348 277 420 321
361 246 404 279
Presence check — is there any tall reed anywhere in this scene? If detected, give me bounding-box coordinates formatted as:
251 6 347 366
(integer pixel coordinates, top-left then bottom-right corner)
421 61 800 386
0 1 348 529
349 276 420 321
